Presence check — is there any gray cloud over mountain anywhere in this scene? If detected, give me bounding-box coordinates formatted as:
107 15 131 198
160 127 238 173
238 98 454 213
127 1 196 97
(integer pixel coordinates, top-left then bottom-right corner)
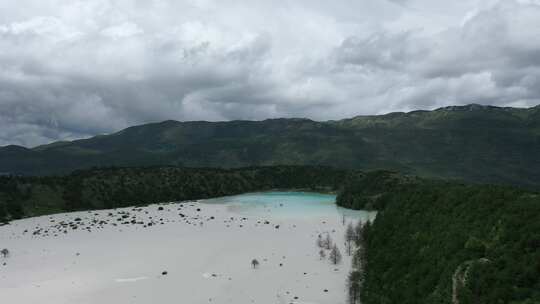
1 0 539 146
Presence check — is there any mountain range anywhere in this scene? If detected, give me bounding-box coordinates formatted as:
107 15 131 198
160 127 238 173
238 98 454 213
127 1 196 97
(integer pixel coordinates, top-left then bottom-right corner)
2 104 540 187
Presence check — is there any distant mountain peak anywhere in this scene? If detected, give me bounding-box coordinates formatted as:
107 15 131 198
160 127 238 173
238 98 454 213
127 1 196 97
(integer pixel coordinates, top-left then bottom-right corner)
0 145 31 152
436 104 492 112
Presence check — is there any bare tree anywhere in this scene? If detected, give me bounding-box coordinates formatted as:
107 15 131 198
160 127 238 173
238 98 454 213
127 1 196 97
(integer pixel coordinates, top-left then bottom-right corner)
346 241 353 257
316 234 324 248
324 233 332 250
329 244 342 265
318 249 326 260
251 259 259 269
1 248 9 258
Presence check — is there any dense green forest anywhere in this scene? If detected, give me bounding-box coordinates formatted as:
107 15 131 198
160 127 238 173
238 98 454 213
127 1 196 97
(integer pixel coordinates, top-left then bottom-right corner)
2 104 540 187
0 165 355 223
338 171 540 304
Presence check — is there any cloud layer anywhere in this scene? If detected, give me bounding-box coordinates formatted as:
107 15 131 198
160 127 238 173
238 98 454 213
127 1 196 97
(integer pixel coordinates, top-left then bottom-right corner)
1 0 540 146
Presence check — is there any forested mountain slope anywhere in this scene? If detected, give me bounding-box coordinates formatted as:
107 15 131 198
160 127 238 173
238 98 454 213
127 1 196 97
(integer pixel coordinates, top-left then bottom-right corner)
337 171 540 304
1 104 539 187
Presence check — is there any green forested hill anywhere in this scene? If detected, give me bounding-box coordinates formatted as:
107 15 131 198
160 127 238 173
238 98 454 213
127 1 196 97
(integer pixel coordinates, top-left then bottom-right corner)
337 171 540 304
1 104 540 187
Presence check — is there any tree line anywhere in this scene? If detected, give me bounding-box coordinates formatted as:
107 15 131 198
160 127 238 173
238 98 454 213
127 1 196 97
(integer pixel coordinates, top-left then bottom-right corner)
0 165 359 223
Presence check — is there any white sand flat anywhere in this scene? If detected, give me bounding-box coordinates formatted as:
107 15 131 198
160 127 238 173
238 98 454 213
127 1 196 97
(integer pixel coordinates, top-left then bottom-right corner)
0 192 375 304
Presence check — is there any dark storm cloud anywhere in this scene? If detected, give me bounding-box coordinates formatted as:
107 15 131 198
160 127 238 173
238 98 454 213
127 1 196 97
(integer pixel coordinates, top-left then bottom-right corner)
0 0 539 146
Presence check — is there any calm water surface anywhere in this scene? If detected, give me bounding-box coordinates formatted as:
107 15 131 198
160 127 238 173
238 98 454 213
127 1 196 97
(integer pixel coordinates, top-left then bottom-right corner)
201 191 376 221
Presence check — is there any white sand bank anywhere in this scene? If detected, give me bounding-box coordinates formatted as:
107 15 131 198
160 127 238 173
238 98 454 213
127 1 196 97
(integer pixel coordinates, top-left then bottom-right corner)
0 192 374 304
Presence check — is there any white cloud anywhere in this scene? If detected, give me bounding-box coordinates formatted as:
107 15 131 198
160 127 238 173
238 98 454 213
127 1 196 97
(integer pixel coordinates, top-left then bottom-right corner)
0 0 539 146
101 22 143 39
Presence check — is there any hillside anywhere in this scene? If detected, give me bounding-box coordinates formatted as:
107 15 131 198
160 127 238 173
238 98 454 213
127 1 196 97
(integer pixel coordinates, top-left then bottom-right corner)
1 104 540 187
337 171 540 304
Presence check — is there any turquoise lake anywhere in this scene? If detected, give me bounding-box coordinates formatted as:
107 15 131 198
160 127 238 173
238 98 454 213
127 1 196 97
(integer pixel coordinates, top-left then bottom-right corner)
201 191 376 221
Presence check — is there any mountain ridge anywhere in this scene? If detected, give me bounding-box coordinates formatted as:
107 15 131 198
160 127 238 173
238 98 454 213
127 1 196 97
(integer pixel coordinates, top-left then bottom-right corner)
1 104 539 187
3 103 538 151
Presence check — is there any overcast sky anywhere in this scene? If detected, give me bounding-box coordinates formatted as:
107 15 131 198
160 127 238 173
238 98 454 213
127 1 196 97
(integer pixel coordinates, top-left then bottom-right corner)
1 0 540 147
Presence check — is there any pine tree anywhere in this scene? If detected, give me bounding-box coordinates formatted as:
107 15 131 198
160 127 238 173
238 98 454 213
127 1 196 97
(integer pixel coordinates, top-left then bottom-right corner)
347 271 363 304
329 244 342 265
345 222 356 255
